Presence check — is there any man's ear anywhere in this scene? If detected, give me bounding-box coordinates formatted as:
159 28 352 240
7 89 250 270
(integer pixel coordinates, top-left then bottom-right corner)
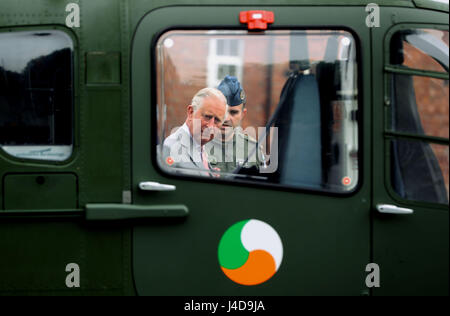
242 107 248 118
187 105 194 118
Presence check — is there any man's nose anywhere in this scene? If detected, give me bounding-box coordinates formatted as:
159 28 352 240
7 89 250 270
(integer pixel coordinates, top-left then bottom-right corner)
215 118 226 128
206 118 215 128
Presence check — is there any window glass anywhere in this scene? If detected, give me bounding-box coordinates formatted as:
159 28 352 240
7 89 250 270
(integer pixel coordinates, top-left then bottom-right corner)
217 39 239 56
0 30 73 161
391 75 449 138
156 30 359 193
390 29 449 73
391 139 448 205
389 28 449 205
208 38 244 88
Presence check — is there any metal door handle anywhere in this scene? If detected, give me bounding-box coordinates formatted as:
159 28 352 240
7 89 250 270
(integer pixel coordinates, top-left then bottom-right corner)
139 181 176 191
376 204 414 215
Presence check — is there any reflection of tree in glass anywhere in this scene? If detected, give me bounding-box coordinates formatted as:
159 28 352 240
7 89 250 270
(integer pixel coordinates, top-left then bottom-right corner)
0 48 72 145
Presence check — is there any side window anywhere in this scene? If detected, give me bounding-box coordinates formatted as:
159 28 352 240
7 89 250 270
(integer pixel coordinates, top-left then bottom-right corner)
0 30 74 161
389 28 449 204
156 30 359 193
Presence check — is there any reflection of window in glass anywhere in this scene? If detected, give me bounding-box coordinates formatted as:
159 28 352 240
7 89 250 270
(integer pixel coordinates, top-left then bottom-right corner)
218 64 237 79
217 39 239 56
389 28 449 205
156 30 359 194
0 30 74 161
207 38 243 88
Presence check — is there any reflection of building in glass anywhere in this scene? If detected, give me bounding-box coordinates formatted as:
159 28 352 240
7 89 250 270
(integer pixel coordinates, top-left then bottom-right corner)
157 30 449 195
207 38 244 88
159 34 292 134
402 31 449 196
157 31 362 192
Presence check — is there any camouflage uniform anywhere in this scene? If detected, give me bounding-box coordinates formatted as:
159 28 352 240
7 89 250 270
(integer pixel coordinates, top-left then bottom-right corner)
208 75 266 175
205 128 265 175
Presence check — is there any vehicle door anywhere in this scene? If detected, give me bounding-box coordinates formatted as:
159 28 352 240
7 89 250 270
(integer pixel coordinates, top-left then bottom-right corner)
131 5 372 295
371 7 449 295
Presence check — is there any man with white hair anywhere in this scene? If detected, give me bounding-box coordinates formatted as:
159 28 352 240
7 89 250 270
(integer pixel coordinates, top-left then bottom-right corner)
205 76 265 176
161 87 227 177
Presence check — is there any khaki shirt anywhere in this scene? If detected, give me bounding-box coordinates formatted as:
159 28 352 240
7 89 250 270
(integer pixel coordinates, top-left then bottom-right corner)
205 128 265 175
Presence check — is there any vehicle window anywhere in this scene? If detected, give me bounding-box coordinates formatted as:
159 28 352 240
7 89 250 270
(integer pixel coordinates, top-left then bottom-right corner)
391 140 448 204
0 30 74 161
391 75 448 139
389 28 449 204
391 29 449 73
156 30 359 193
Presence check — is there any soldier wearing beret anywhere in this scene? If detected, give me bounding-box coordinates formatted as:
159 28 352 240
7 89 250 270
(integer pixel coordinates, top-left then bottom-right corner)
205 76 265 175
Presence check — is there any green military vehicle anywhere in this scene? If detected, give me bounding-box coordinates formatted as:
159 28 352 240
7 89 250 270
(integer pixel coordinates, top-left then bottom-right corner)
0 0 448 296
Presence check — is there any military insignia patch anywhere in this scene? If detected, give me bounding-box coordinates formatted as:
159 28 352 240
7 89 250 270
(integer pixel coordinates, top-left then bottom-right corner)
240 90 246 102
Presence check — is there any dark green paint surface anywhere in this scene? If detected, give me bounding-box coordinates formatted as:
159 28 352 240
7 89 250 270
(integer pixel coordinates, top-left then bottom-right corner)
86 52 121 84
0 0 447 296
0 0 132 295
4 173 78 210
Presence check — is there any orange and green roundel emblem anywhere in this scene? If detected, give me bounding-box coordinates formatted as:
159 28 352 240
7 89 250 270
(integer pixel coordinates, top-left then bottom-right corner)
218 219 283 286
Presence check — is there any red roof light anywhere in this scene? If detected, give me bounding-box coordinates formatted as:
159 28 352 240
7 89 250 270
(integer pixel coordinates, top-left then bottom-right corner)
239 10 274 30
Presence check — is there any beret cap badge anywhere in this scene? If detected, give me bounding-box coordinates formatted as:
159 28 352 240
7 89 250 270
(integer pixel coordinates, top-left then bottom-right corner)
218 75 246 107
